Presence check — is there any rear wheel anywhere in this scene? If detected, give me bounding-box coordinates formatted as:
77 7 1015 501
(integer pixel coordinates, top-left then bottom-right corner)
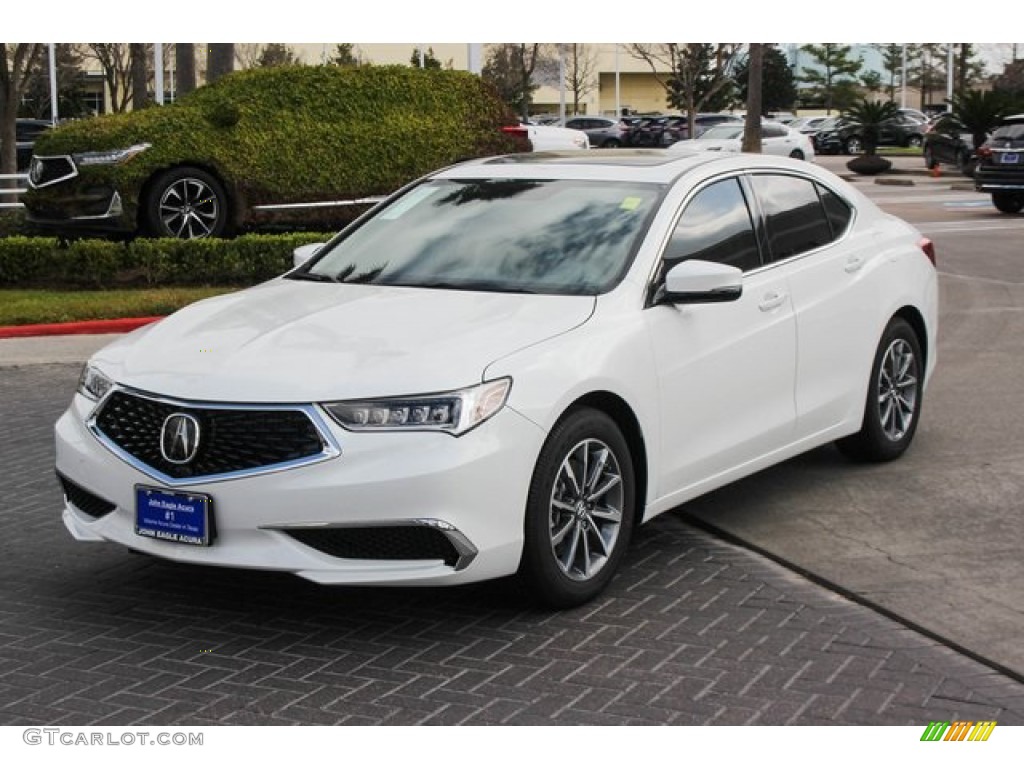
837 317 923 462
517 408 636 608
144 167 230 239
907 134 923 149
602 138 622 148
923 145 938 169
789 149 805 160
992 191 1024 214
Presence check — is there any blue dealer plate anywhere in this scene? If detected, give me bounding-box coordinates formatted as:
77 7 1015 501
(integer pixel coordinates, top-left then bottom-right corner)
135 486 213 546
999 152 1019 164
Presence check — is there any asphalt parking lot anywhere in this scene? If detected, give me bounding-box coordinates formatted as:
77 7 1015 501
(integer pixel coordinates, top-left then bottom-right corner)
2 158 1023 725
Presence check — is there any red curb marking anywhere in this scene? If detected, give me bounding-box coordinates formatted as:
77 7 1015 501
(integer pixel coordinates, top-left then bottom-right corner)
0 316 164 339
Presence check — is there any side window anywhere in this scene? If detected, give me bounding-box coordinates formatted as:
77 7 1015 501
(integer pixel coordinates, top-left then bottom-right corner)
750 174 833 261
566 119 584 130
663 178 760 272
816 183 853 239
762 124 786 138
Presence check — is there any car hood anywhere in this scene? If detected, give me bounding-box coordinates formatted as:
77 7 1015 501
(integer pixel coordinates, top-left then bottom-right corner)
92 279 595 403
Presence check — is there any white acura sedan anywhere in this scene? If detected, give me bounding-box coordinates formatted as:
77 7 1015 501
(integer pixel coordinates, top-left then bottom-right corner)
673 120 816 161
57 149 937 607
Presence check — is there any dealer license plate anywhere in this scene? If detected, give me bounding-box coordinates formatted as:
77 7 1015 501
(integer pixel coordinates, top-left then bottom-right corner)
999 152 1019 164
135 486 213 546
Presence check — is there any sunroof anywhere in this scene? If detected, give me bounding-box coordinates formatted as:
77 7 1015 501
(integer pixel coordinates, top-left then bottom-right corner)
484 149 693 167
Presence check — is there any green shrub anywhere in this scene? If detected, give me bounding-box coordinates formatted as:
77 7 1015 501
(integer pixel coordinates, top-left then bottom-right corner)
0 233 334 289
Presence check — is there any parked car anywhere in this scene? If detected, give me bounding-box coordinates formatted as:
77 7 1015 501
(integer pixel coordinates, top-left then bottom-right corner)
502 123 590 151
658 113 744 145
56 150 937 607
816 114 927 155
23 66 523 240
563 116 628 148
974 113 1024 213
922 115 980 176
670 120 815 160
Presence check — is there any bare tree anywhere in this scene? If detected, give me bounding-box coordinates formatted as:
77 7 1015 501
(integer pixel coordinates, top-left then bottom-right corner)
1 43 44 180
207 44 234 84
175 43 197 97
627 43 741 138
563 43 598 115
741 44 764 154
86 43 133 113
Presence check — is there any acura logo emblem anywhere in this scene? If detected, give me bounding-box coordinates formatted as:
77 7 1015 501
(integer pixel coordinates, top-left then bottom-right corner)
160 413 201 464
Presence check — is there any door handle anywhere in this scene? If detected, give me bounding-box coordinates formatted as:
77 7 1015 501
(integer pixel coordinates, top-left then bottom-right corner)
845 255 866 273
758 291 786 312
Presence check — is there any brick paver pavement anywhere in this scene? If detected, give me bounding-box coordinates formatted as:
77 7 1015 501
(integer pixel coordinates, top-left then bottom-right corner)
2 364 1023 725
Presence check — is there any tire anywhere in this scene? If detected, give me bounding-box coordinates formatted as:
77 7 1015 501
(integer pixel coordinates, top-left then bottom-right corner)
923 145 938 170
844 136 863 155
836 317 923 463
144 167 230 239
517 407 636 608
602 138 622 148
991 191 1024 214
789 149 805 160
907 134 923 149
956 150 976 178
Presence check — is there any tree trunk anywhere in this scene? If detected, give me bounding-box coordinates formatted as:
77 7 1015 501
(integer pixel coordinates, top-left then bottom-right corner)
1 43 44 180
742 44 764 153
130 43 149 110
207 44 234 85
176 43 196 97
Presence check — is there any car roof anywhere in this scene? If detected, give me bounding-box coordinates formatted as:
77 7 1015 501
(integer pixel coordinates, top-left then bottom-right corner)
436 149 836 186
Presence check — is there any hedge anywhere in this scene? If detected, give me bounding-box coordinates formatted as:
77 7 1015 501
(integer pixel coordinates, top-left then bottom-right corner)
0 233 335 289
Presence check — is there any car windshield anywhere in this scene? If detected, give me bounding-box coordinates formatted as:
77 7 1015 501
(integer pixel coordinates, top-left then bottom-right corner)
817 117 841 131
698 125 743 140
992 122 1024 143
298 178 664 295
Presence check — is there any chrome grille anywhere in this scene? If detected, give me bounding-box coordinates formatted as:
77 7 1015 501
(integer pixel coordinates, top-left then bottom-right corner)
29 155 77 187
92 390 333 482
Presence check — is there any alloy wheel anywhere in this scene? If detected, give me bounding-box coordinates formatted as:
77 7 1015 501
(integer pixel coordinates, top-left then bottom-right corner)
877 338 918 442
547 438 624 582
158 177 221 239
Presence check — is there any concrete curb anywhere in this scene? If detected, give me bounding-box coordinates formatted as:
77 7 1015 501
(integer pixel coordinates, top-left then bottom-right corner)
0 316 162 340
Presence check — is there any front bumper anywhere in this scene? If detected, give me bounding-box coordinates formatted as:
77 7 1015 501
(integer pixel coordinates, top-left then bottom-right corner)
56 392 546 586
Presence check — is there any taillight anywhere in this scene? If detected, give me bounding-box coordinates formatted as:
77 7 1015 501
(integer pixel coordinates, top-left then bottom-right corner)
919 237 936 266
977 145 993 159
501 126 528 137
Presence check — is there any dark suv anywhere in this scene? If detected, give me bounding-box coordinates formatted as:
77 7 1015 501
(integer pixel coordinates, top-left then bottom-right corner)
816 114 927 155
974 114 1024 214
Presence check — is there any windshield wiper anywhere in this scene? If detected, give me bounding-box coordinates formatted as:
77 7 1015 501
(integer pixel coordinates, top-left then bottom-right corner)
289 271 338 283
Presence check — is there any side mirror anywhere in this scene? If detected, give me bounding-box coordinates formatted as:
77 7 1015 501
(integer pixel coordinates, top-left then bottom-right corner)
293 242 325 269
660 259 743 304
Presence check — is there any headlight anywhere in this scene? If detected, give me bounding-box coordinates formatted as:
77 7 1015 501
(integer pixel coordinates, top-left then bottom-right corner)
72 143 151 166
322 378 511 436
78 364 114 401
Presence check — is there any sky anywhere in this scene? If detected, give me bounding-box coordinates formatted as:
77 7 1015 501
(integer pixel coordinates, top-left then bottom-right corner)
5 2 1020 46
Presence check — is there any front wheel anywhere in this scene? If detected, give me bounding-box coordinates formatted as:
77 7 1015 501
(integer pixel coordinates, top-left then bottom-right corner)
844 136 863 155
602 138 622 148
517 408 636 608
923 145 937 170
836 317 923 462
992 191 1024 214
144 167 230 239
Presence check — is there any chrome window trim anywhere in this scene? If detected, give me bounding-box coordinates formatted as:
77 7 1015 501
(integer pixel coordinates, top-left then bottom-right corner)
86 384 342 487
